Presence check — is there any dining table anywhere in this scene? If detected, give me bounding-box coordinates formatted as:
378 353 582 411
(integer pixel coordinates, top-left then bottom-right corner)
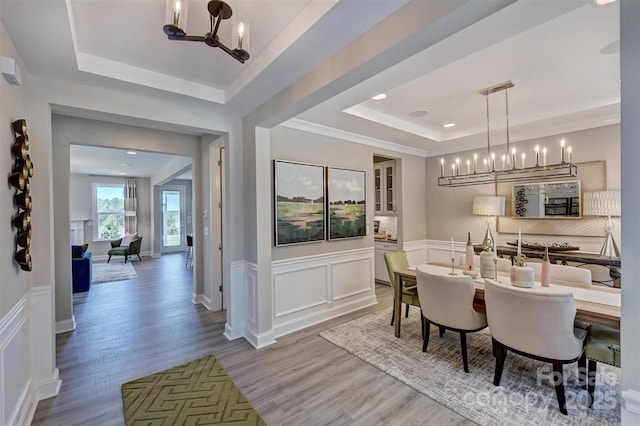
393 263 621 338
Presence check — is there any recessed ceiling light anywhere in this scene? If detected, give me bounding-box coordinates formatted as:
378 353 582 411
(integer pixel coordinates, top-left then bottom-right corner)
409 110 428 118
443 121 456 128
119 172 127 175
371 93 386 101
121 163 133 167
592 0 617 5
126 151 137 155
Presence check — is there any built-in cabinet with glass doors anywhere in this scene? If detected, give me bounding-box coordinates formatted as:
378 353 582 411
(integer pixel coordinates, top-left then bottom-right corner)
374 160 396 215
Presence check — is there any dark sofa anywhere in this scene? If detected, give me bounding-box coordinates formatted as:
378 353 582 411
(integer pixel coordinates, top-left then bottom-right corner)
72 244 92 292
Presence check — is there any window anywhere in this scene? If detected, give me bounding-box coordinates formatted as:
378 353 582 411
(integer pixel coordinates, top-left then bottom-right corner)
93 184 125 241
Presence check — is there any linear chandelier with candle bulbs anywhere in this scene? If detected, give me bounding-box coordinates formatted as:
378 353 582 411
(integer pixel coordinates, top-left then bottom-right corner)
438 81 578 187
163 0 250 64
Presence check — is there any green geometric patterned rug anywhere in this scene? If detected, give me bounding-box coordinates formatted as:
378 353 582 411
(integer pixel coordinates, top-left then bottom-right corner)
121 354 266 425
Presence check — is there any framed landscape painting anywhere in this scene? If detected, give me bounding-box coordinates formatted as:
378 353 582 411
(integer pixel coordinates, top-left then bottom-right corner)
327 167 366 240
274 160 326 246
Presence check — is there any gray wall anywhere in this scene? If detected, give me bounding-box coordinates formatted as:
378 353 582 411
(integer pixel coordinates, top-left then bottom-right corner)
0 21 31 318
69 174 152 256
270 126 428 261
425 124 621 245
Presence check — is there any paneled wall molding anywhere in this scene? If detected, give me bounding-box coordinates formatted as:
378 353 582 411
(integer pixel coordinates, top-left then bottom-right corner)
424 239 467 264
271 247 376 338
403 239 429 266
1 287 59 426
224 260 248 342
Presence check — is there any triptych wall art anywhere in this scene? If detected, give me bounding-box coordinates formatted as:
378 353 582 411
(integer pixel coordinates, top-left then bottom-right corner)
274 160 366 246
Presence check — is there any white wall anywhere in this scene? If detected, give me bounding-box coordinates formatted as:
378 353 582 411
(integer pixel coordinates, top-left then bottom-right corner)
0 20 59 426
69 174 152 257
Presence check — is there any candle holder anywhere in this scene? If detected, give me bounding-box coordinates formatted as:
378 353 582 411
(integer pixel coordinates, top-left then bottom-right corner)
493 257 500 282
449 258 457 275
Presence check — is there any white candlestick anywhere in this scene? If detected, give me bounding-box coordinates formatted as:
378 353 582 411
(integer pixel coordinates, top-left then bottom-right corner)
452 163 456 176
466 159 471 175
451 236 455 259
521 152 526 169
490 153 496 172
511 147 517 170
535 145 540 166
483 158 488 172
455 158 460 175
567 146 572 164
473 154 478 174
560 139 566 163
501 154 506 171
517 228 522 256
542 147 547 166
440 158 445 177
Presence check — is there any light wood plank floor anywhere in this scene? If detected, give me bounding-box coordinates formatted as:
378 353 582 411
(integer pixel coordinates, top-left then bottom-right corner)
32 254 475 425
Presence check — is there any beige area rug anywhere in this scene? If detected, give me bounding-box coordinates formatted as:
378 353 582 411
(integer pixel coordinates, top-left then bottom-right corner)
320 308 620 426
92 262 138 284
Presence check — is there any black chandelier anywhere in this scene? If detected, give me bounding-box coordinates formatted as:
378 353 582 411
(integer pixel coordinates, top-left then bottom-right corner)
163 0 250 64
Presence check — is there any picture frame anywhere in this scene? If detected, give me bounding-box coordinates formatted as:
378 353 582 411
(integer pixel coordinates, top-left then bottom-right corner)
273 160 326 246
327 167 366 240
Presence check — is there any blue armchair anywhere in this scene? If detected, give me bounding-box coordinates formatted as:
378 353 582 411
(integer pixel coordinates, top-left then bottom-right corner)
72 244 92 292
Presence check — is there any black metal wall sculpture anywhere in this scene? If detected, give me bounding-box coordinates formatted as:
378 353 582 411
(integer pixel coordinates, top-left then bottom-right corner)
9 119 33 271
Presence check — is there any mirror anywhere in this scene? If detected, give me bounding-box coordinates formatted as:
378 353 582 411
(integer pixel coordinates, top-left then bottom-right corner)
512 181 581 219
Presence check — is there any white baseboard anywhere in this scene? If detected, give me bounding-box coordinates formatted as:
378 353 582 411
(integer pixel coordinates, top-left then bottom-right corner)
55 315 76 334
223 322 245 341
191 293 213 310
244 329 277 349
623 389 640 424
35 368 61 400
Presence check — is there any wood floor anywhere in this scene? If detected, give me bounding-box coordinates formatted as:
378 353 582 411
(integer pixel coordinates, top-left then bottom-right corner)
32 254 474 426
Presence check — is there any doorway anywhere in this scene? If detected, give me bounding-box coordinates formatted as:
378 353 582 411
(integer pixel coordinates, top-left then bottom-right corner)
161 186 185 252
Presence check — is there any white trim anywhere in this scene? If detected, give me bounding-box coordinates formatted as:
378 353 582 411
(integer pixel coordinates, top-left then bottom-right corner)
223 260 248 342
402 239 429 266
280 118 429 158
244 329 277 349
55 316 76 334
35 368 61 401
7 382 35 426
272 248 376 338
92 182 126 242
623 389 640 416
191 293 213 311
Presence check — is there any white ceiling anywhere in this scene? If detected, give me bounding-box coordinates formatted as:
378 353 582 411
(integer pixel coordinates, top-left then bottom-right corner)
1 0 621 163
70 145 190 178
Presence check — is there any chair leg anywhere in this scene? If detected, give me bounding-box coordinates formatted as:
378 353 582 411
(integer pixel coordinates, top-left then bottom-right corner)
460 331 469 373
124 255 128 264
553 361 568 415
422 320 431 352
420 309 425 340
587 359 597 408
405 303 409 318
107 255 111 263
137 254 142 261
492 339 507 386
578 352 587 388
439 326 445 337
390 307 395 326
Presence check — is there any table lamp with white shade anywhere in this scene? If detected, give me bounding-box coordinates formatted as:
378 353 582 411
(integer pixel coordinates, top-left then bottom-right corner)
583 190 621 257
472 196 505 250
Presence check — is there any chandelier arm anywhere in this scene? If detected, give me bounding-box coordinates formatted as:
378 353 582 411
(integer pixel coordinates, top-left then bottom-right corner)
168 35 207 42
485 93 491 157
505 86 510 161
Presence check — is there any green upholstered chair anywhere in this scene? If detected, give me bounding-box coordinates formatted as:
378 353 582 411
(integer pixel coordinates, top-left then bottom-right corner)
585 325 620 407
384 251 420 327
107 236 142 263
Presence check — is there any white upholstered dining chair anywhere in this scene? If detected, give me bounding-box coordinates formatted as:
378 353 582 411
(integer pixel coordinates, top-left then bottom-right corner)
415 267 488 373
484 279 587 415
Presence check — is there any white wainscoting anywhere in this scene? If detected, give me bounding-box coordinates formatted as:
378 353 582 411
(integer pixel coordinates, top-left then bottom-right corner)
1 286 59 426
403 239 428 266
271 248 377 338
